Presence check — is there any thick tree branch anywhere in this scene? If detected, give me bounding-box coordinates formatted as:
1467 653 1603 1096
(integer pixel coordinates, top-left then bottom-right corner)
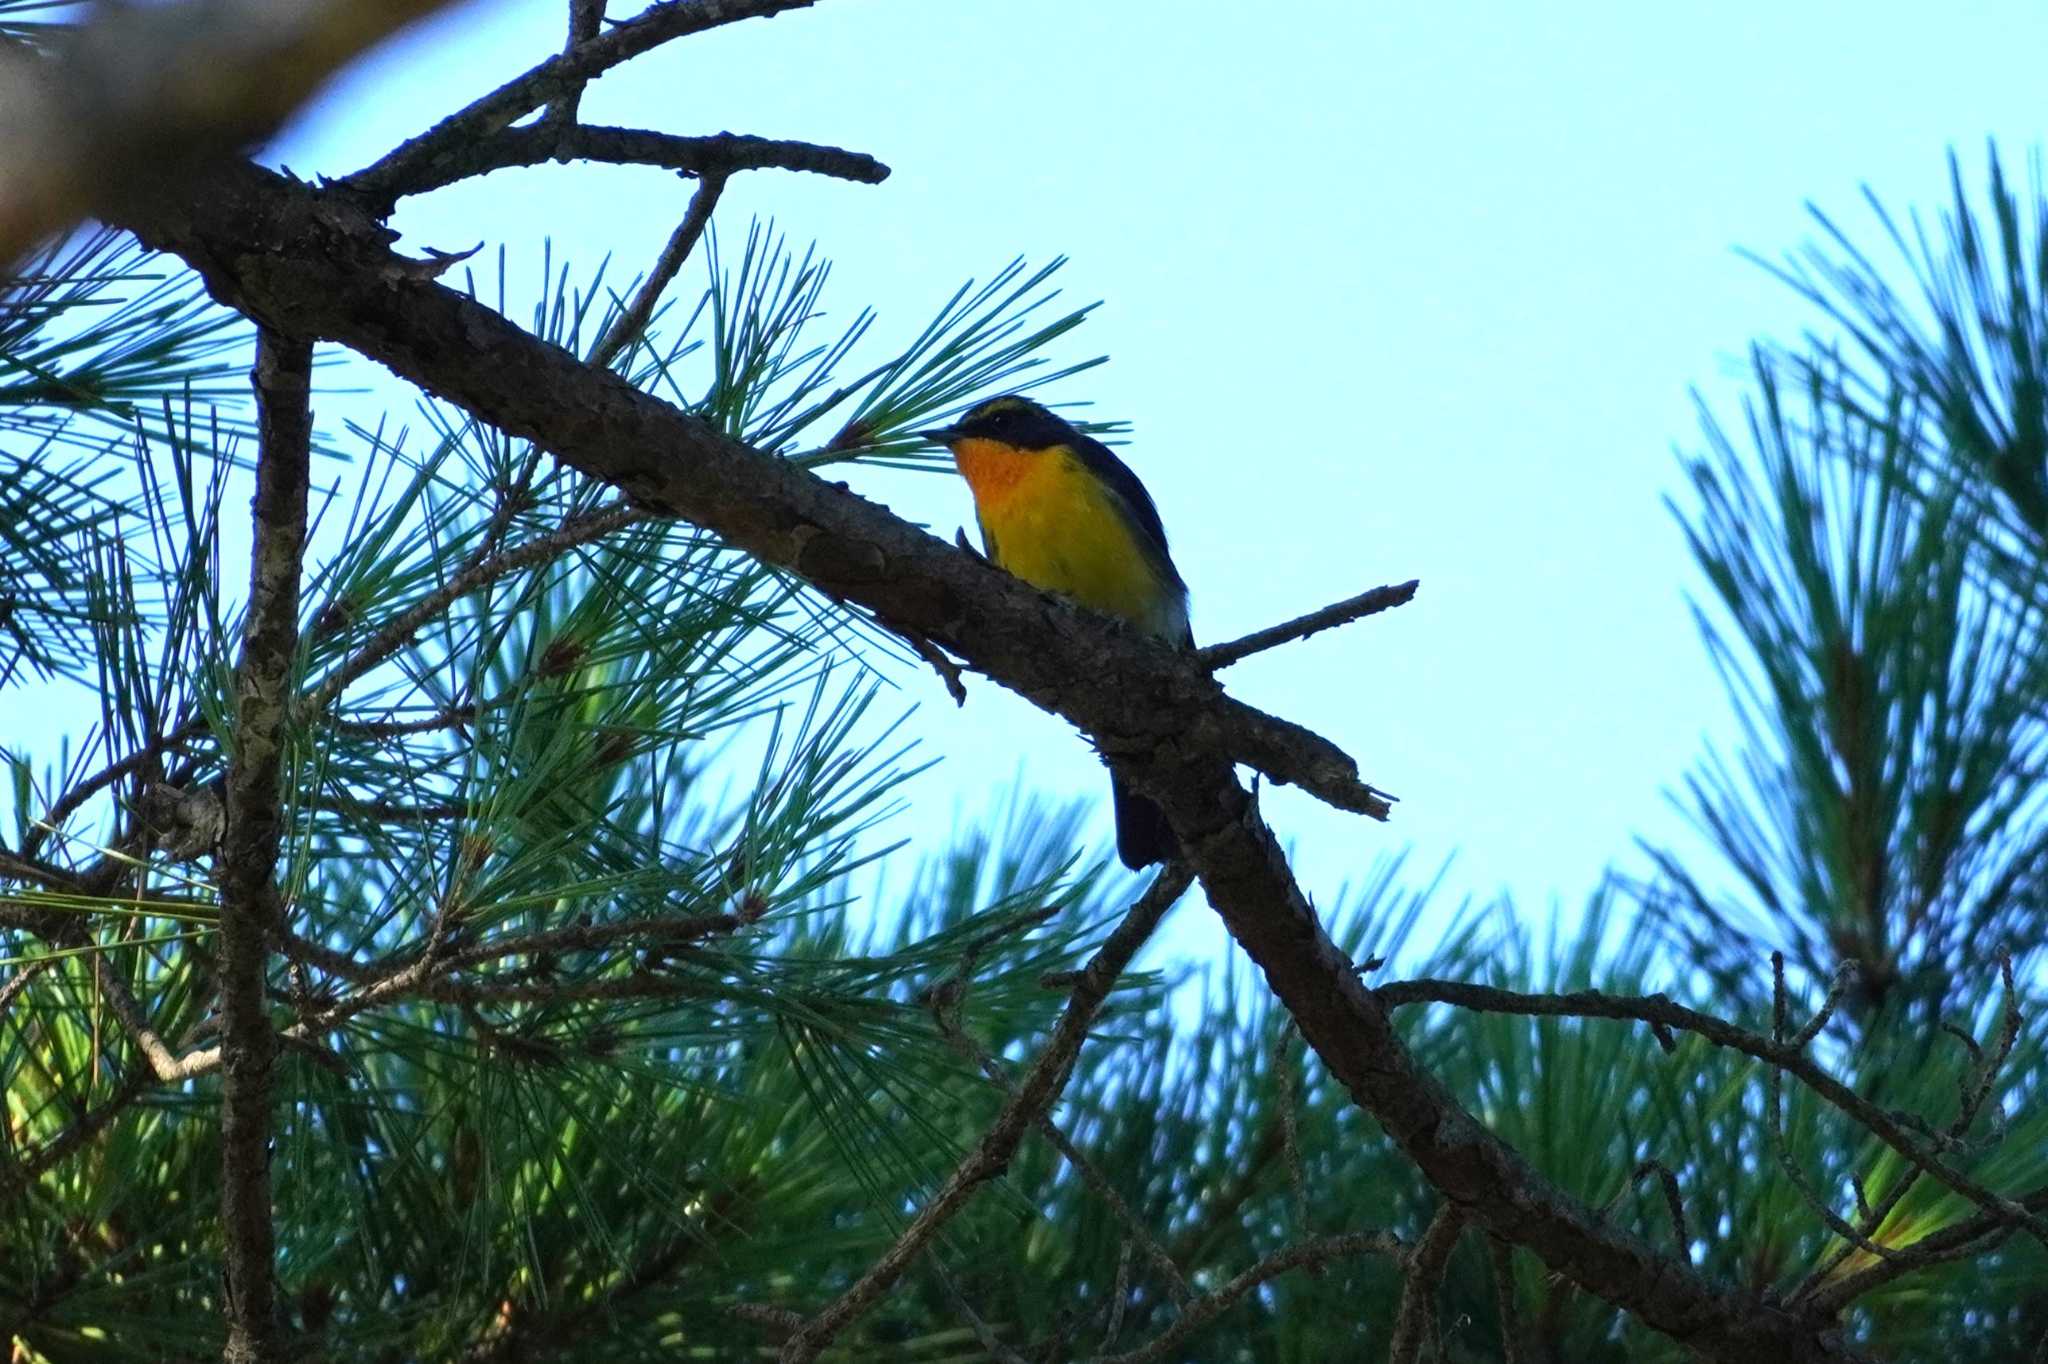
775 864 1193 1363
216 326 313 1364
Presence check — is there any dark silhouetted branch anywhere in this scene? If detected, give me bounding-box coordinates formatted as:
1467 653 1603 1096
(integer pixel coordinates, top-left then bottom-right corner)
1198 579 1420 670
381 123 886 203
590 168 729 369
931 966 1192 1306
1798 953 2027 1305
346 0 823 210
544 0 608 126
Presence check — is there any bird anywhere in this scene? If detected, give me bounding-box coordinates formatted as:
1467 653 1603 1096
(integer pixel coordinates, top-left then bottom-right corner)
921 395 1189 869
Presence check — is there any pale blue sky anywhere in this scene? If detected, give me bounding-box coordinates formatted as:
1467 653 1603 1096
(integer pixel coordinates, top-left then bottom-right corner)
259 1 2048 942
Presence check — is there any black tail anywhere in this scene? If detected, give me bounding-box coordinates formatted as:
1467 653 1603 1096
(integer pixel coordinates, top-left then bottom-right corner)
1112 773 1177 869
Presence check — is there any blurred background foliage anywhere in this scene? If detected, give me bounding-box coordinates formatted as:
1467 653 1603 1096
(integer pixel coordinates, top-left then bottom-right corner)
1 21 2046 1347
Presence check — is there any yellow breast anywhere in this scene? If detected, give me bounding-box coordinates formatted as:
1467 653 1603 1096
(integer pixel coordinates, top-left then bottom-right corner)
952 439 1180 638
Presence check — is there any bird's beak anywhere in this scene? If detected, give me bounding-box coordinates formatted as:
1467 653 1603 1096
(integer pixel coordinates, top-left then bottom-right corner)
919 426 960 447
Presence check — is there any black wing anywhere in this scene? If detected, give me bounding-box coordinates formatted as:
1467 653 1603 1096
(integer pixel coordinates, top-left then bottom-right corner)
1069 432 1187 596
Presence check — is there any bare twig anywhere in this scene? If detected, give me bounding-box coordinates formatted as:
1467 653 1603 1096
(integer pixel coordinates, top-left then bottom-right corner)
935 1267 1033 1364
589 169 729 370
1809 1195 2040 1314
331 705 476 738
1768 955 1906 1270
91 957 206 1082
1389 1203 1467 1364
346 0 824 209
774 863 1192 1363
102 909 746 1084
1604 1160 1692 1264
1088 1231 1404 1364
0 957 52 1017
1490 1237 1523 1364
0 846 80 892
899 627 968 706
1789 959 1857 1050
378 123 886 204
24 715 206 860
1197 580 1419 671
1271 1025 1313 1247
728 1303 805 1335
1101 1240 1134 1349
218 327 313 1364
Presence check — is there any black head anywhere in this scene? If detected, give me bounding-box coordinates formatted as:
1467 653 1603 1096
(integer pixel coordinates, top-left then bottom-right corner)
921 395 1080 451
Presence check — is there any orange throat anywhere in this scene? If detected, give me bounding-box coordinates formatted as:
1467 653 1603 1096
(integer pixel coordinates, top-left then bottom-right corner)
950 437 1039 513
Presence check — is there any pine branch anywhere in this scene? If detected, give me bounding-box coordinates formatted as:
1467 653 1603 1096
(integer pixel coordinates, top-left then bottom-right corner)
345 0 823 212
377 124 887 203
119 162 1396 823
1199 579 1420 671
931 969 1193 1305
589 169 729 371
1795 955 2022 1300
1376 973 2048 1254
1808 1185 2047 1314
773 863 1193 1363
543 0 608 127
108 155 1876 1362
217 326 312 1364
302 498 643 711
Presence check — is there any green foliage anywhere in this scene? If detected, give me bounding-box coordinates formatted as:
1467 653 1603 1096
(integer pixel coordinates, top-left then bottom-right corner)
1653 355 2048 1022
5 137 2048 1364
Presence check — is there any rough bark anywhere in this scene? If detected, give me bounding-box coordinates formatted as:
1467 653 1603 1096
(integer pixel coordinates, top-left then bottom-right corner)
217 328 313 1364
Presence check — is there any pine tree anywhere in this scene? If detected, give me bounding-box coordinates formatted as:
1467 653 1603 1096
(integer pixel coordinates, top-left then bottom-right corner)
2 6 2044 1363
